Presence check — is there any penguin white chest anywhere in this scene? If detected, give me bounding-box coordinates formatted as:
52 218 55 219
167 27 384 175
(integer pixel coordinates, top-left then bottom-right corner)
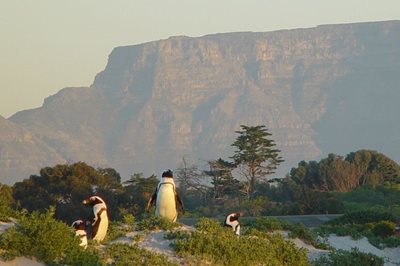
92 204 108 242
156 183 177 222
75 229 88 249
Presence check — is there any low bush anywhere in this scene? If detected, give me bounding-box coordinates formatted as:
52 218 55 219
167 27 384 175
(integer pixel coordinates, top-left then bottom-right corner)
327 210 396 225
249 217 329 249
0 201 16 222
312 247 384 266
0 207 101 266
371 221 395 237
172 218 309 266
163 230 190 240
136 214 180 231
248 216 289 232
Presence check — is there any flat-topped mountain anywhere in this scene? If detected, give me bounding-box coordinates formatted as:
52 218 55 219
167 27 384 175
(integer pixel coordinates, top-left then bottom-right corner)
2 20 400 184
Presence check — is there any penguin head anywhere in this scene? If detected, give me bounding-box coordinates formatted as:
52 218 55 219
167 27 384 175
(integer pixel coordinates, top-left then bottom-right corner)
82 195 106 206
162 169 173 178
71 219 86 231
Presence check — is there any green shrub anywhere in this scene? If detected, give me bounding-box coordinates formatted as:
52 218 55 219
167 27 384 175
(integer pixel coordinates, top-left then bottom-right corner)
172 218 309 266
0 207 101 266
194 217 222 232
122 213 135 227
136 214 180 231
250 217 329 249
106 221 128 242
380 235 400 248
371 221 395 237
103 243 177 266
327 210 396 225
287 222 329 249
163 230 190 240
249 216 288 232
0 201 16 222
312 248 384 266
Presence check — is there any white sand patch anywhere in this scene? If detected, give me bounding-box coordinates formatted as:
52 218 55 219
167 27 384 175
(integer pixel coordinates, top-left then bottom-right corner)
110 225 194 264
326 235 400 266
138 225 194 264
291 237 330 262
0 257 45 266
273 230 400 265
0 222 14 233
138 231 176 257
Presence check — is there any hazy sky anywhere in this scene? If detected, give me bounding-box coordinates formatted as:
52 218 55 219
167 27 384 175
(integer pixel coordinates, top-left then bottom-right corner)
1 0 399 118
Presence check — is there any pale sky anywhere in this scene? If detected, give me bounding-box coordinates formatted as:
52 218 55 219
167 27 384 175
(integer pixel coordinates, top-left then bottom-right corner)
1 0 399 118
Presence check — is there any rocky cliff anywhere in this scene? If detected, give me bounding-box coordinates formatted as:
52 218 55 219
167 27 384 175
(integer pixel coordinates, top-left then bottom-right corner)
2 20 400 184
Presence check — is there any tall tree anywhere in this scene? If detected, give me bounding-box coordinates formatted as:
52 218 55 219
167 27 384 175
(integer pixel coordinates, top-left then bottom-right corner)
204 158 240 200
122 173 159 215
175 156 208 199
230 125 284 199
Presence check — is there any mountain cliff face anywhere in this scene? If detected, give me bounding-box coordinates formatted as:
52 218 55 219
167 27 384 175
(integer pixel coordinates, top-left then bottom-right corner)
0 115 64 184
3 21 400 184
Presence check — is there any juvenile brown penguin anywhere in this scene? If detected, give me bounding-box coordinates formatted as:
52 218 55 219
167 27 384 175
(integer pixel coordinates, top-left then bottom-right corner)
71 219 88 249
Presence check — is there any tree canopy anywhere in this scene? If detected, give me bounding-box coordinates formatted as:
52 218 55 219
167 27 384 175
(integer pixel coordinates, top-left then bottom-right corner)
230 125 284 199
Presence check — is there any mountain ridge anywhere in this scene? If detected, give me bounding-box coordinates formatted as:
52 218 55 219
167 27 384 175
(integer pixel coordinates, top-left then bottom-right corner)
1 20 399 185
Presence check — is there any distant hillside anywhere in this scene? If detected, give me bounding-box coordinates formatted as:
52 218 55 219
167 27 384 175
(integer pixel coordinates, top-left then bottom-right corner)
1 20 400 184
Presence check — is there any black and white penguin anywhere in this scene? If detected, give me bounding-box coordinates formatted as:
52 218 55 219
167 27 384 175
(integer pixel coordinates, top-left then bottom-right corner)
71 219 88 249
146 169 185 222
224 212 241 235
82 195 108 242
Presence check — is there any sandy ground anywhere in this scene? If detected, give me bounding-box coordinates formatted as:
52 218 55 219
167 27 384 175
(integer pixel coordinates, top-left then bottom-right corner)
0 222 14 234
0 257 45 266
324 235 400 266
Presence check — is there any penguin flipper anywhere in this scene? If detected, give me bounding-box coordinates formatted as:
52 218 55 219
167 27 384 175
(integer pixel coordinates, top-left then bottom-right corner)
175 192 185 214
146 188 158 211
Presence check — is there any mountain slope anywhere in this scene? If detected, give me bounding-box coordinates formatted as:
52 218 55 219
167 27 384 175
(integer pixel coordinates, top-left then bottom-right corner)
3 20 400 184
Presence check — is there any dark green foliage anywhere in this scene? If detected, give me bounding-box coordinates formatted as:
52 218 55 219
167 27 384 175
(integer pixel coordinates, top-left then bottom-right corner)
136 214 180 231
318 210 400 248
163 230 190 240
318 224 365 239
0 183 15 221
248 216 289 232
121 173 159 216
286 150 400 193
312 248 384 266
0 207 101 266
368 235 400 248
248 217 329 249
12 162 123 223
230 125 284 199
327 210 396 225
172 218 309 266
259 150 400 216
339 185 400 216
204 158 241 199
103 243 177 266
371 221 395 237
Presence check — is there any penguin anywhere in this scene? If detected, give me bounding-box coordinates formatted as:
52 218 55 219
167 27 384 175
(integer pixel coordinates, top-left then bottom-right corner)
71 219 88 249
224 212 241 235
146 169 185 222
82 195 109 242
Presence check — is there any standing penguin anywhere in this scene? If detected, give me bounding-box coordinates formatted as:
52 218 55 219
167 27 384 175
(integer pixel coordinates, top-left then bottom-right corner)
146 169 185 222
82 195 109 242
224 212 241 235
71 219 88 249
